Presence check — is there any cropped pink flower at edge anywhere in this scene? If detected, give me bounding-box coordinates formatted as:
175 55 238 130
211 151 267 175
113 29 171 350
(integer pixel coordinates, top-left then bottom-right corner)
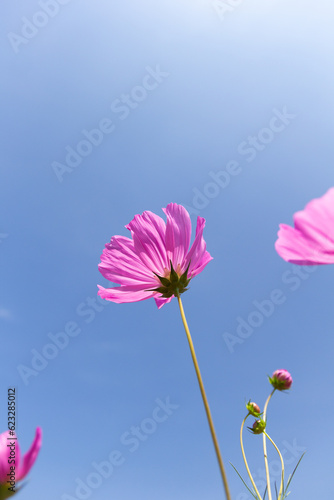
98 203 213 309
275 187 334 265
0 427 42 486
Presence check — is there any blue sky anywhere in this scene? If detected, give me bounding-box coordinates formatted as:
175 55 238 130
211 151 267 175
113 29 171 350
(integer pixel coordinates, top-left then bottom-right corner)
1 1 334 499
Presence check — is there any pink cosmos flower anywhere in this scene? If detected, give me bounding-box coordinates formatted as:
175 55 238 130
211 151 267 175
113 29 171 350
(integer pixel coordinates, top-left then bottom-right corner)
98 203 213 309
275 187 334 265
0 427 42 487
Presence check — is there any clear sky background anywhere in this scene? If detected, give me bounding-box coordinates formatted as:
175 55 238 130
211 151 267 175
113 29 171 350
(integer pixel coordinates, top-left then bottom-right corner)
1 1 334 499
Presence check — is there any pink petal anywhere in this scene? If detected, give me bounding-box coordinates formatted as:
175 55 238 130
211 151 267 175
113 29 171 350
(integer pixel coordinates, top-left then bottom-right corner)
0 431 21 483
0 431 10 482
275 188 334 265
98 284 159 304
162 203 192 271
186 216 213 277
17 427 42 481
126 211 169 275
294 188 334 248
275 224 333 265
154 296 173 309
99 235 156 285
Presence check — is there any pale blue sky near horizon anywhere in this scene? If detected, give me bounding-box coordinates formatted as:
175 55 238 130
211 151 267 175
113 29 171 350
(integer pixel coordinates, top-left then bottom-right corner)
1 1 334 499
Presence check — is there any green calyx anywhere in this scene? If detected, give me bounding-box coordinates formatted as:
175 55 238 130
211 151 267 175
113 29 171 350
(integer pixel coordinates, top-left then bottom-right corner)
268 376 289 391
246 400 262 418
0 482 17 500
147 261 191 298
248 419 266 435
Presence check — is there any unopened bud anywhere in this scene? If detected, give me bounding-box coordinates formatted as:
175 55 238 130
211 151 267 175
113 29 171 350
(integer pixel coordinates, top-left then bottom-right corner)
269 369 292 391
249 419 266 435
246 401 261 417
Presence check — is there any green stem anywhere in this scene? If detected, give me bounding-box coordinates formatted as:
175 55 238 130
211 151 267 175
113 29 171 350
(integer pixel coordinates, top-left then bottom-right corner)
262 389 276 500
176 292 231 500
264 432 284 500
240 414 262 500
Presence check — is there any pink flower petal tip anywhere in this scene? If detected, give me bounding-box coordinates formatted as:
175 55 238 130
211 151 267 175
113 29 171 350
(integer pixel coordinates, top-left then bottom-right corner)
0 427 42 486
275 187 334 265
97 203 213 308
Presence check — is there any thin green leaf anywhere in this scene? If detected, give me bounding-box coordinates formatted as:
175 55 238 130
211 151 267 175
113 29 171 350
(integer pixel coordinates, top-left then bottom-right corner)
282 452 306 499
263 485 267 500
230 463 259 499
274 481 279 500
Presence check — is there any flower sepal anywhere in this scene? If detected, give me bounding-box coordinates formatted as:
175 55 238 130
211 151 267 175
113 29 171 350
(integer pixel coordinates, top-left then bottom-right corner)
147 261 191 298
0 482 19 500
248 419 266 435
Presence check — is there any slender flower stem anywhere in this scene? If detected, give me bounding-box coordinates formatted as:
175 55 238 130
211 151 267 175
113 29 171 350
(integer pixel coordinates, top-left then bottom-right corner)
262 389 276 500
264 432 285 500
240 414 262 500
176 292 231 500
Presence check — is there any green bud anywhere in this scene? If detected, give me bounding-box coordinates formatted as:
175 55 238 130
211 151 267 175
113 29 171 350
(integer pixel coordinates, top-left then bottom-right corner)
249 419 266 435
246 400 261 418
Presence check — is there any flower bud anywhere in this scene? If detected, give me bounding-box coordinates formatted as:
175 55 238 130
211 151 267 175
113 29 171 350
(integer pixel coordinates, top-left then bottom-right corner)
269 369 292 391
249 419 266 435
246 401 261 417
